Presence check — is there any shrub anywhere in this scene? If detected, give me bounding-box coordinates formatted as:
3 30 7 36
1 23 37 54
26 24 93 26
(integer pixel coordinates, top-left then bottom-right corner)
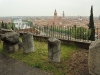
71 27 91 40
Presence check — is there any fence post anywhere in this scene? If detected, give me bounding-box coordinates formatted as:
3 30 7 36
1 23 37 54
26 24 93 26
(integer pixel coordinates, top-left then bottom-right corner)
48 37 61 62
68 27 69 40
97 28 98 39
70 27 71 40
75 26 76 40
58 26 60 38
53 25 54 37
65 27 67 39
61 26 62 39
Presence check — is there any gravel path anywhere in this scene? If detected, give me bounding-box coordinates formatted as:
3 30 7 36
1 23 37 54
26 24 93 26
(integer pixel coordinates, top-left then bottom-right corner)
0 53 53 75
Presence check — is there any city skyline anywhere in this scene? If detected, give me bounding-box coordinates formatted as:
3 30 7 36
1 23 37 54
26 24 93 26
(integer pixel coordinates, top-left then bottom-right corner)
0 0 100 17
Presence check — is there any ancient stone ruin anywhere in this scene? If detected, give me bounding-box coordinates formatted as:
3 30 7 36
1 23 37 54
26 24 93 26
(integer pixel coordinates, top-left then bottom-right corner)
88 39 100 75
48 37 61 62
22 32 34 53
0 31 19 53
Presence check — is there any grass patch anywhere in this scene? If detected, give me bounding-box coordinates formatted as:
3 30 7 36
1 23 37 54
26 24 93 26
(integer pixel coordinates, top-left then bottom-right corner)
0 40 78 75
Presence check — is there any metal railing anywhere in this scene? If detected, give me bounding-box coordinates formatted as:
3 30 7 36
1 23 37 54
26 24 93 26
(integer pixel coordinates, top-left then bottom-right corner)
18 25 99 42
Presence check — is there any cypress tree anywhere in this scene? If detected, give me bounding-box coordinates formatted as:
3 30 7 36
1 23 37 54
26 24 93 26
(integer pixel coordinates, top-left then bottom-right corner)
88 5 95 41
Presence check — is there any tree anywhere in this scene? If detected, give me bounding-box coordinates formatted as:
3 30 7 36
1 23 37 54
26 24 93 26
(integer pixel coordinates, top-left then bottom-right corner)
11 23 15 30
1 21 5 28
4 23 8 29
88 5 95 41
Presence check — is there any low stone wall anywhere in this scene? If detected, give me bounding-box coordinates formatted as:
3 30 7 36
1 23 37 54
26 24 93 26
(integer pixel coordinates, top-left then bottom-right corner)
33 35 91 49
61 39 91 49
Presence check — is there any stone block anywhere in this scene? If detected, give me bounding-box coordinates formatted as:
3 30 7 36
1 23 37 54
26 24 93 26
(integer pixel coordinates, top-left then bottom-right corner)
48 37 61 62
22 32 34 53
3 42 18 53
88 39 100 75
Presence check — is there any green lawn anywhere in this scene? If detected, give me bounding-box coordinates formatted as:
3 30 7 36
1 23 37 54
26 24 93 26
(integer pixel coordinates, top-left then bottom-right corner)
0 40 78 75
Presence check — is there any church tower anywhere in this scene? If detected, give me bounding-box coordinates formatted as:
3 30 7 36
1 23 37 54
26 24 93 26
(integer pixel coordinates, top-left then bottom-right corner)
62 11 65 18
54 9 57 25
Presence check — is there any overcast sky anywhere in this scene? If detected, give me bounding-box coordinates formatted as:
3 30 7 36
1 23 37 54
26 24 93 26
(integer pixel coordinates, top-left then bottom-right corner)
0 0 100 17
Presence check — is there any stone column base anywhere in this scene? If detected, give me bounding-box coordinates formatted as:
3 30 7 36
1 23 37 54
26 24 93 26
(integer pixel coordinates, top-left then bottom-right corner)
3 42 18 53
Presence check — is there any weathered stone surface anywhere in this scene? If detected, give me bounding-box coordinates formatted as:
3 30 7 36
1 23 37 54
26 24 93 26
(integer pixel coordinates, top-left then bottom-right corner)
48 37 61 62
0 28 13 34
22 32 34 53
0 32 19 44
3 42 19 53
18 41 23 50
88 39 100 75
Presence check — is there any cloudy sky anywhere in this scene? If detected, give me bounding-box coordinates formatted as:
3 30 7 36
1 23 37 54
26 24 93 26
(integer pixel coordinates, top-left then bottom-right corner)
0 0 99 16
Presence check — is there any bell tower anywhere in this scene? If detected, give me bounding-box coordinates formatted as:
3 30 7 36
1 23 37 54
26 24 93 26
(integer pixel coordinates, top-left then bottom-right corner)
54 9 57 25
62 11 65 18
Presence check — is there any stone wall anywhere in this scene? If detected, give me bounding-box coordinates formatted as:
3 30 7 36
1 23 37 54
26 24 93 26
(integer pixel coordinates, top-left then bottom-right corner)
33 35 90 49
